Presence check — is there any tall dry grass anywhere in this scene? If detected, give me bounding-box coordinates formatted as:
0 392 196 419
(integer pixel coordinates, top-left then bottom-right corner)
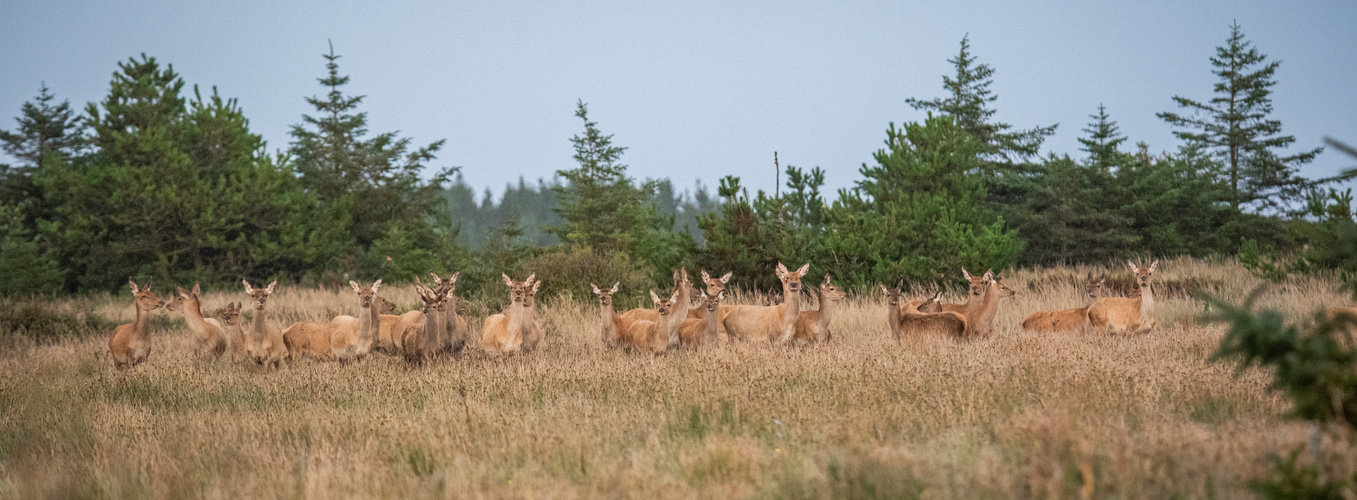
1 257 1352 498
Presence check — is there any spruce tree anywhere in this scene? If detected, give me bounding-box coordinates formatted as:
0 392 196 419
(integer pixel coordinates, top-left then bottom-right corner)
0 83 86 218
1078 104 1127 172
1157 21 1322 212
906 35 1057 163
549 100 659 253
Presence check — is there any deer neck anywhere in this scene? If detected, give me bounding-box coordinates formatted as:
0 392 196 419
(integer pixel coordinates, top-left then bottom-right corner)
704 304 719 337
357 303 374 344
817 294 837 329
963 288 986 318
975 288 1004 331
249 306 268 341
423 307 441 352
182 299 209 334
132 301 152 339
507 301 526 344
1139 283 1154 315
600 300 618 342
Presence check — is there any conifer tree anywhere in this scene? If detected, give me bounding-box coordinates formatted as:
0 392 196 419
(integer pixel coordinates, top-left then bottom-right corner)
906 35 1057 163
0 83 86 219
549 100 659 253
1157 21 1322 212
1078 104 1127 172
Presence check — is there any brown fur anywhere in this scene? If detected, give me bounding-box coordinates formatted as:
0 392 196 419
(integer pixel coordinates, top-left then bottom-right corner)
967 278 1015 338
333 279 382 362
165 283 227 360
939 268 993 324
678 289 724 347
685 270 732 320
1088 261 1158 334
520 279 543 353
592 282 632 347
723 262 810 343
881 284 965 338
481 274 534 356
430 272 470 356
242 279 286 368
108 278 162 369
621 290 684 354
403 279 451 365
1022 272 1105 332
220 301 247 362
793 274 846 343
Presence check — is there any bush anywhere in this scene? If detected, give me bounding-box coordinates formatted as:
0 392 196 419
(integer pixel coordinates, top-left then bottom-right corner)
514 247 656 308
0 298 117 347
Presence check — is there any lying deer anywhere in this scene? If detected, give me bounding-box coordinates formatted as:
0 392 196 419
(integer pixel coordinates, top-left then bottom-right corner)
481 274 535 356
242 279 286 368
881 283 965 338
678 289 724 347
1021 272 1104 332
108 278 163 369
723 262 809 343
942 268 993 325
621 290 686 354
793 274 846 343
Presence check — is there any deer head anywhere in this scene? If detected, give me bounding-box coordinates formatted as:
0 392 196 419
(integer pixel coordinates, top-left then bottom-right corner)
1085 272 1106 301
961 268 993 298
702 289 725 312
917 291 945 313
349 279 382 308
221 302 241 326
776 262 810 295
592 282 620 307
502 273 534 304
818 274 847 303
128 278 161 311
650 289 680 316
877 281 903 307
242 279 277 310
700 270 733 296
1127 260 1158 289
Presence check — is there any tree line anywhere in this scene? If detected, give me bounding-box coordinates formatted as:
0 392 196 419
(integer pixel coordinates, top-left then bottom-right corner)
0 23 1344 300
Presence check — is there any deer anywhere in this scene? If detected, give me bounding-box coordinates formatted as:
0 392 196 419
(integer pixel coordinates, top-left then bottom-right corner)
678 289 724 347
221 301 248 362
520 277 544 353
282 310 359 362
108 278 163 369
164 282 227 360
333 279 382 362
688 270 732 320
242 279 287 368
722 262 809 343
1022 272 1105 332
1088 260 1158 334
621 269 692 324
592 282 631 346
793 274 847 343
480 273 535 356
430 272 469 356
621 289 686 354
966 277 1015 338
403 279 450 365
941 268 993 324
881 283 966 338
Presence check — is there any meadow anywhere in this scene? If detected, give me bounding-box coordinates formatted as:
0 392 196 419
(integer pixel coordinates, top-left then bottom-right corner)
2 258 1351 499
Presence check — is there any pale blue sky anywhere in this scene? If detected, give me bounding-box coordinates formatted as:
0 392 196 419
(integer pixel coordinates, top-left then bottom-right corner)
3 1 1354 201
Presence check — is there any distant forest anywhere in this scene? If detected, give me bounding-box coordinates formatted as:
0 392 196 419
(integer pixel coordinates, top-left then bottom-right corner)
2 23 1351 301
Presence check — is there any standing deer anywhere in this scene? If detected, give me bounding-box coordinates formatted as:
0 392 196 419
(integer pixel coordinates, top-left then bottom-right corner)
333 279 381 362
108 278 163 369
722 262 809 343
242 279 286 368
221 301 247 362
881 283 966 338
1088 261 1159 334
793 274 847 343
430 272 469 356
678 289 724 347
621 290 685 354
966 277 1015 338
481 274 535 356
941 268 993 324
592 282 630 346
164 282 227 360
1021 272 1105 332
520 278 544 353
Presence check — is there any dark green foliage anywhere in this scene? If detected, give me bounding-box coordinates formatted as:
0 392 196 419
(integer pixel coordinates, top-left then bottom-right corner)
0 83 86 227
1002 154 1132 265
1248 447 1347 500
693 165 827 291
0 202 61 296
0 297 117 346
1158 22 1323 212
828 115 1022 285
906 34 1057 164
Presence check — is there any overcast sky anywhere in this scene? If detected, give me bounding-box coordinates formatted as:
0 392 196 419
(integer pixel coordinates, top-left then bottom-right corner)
3 1 1354 202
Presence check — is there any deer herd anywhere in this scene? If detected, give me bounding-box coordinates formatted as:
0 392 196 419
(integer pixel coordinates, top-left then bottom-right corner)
105 260 1161 369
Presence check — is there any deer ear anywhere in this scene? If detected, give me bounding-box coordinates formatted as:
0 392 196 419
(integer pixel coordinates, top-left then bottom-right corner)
717 291 724 300
350 281 360 293
797 263 810 275
372 279 381 292
823 273 831 284
429 272 441 284
878 283 887 294
670 290 679 303
128 278 139 294
265 280 277 294
931 291 944 301
176 286 188 298
702 270 711 281
591 283 600 294
532 281 540 292
962 267 973 280
525 273 536 285
984 269 994 280
611 281 620 293
720 271 732 283
1149 260 1159 272
501 273 513 286
1127 260 1138 272
650 290 660 303
241 279 253 294
192 282 201 295
449 272 459 284
776 262 788 278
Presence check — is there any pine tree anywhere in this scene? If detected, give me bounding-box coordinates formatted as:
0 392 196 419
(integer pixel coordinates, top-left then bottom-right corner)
0 83 86 218
906 35 1057 163
1157 21 1322 212
1078 104 1127 171
549 100 659 253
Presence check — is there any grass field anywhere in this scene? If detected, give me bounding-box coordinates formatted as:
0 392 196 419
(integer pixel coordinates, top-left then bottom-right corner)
2 258 1353 499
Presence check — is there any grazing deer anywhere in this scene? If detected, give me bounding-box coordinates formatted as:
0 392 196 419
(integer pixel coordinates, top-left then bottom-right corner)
621 290 684 353
722 262 809 343
881 284 966 338
242 279 287 368
333 279 382 362
592 282 631 346
966 277 1015 337
403 280 449 365
794 274 847 343
480 273 535 356
1088 261 1158 334
108 278 163 369
430 272 469 356
221 301 247 362
1022 272 1105 332
678 289 724 347
941 268 993 323
688 270 732 320
164 282 227 360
